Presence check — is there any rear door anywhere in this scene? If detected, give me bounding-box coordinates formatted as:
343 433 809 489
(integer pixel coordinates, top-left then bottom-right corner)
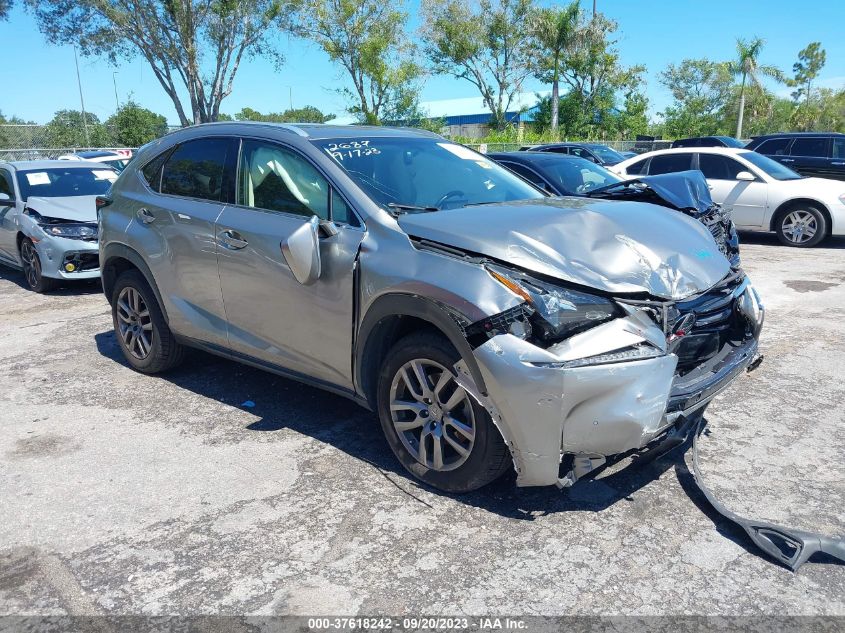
215 138 365 389
124 137 234 348
697 153 767 228
829 137 845 181
782 136 830 178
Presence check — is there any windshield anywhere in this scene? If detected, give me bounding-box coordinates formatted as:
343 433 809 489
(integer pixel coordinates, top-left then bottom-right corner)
17 167 118 200
741 151 803 180
313 137 544 211
586 145 625 163
719 137 745 148
545 157 622 193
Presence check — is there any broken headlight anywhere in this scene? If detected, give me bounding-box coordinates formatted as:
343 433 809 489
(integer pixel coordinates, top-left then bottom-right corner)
486 265 620 343
24 208 97 240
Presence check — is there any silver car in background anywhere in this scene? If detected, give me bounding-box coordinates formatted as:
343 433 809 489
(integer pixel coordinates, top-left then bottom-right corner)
0 160 118 291
99 123 764 492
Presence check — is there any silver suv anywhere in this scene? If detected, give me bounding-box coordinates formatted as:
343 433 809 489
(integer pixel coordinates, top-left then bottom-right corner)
99 123 764 492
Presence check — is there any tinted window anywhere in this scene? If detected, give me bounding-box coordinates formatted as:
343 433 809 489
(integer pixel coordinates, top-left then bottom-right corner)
568 147 598 162
0 169 14 198
790 137 829 158
539 146 569 154
647 153 692 175
240 139 332 220
673 138 698 148
314 138 543 211
543 157 622 194
160 138 229 201
697 154 745 180
141 151 170 190
16 167 118 200
756 137 791 155
500 162 549 190
625 158 648 175
834 138 845 159
718 137 746 148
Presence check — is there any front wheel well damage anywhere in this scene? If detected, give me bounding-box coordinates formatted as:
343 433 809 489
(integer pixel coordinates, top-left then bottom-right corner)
769 198 831 234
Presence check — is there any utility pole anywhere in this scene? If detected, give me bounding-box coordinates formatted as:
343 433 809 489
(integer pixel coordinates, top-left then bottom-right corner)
287 85 293 111
73 46 91 147
113 72 120 111
593 0 596 18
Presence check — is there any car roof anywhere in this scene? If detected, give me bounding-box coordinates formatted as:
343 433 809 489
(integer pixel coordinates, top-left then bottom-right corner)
170 121 442 141
0 159 116 170
74 150 124 158
751 131 845 139
625 147 752 158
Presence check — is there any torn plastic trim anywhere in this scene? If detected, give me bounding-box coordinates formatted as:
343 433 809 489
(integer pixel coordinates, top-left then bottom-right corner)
690 419 845 572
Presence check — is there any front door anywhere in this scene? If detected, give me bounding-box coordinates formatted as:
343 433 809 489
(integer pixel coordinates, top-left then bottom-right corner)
215 138 365 389
0 168 19 263
697 153 768 228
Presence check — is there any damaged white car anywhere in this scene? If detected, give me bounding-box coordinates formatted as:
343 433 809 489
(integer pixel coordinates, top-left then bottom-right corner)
99 124 764 492
0 160 118 291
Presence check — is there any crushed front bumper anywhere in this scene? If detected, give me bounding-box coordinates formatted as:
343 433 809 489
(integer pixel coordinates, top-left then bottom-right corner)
32 235 100 280
458 286 763 488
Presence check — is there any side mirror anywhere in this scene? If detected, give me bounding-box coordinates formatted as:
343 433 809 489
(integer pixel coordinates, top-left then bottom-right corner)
281 215 321 285
736 171 756 182
0 192 12 203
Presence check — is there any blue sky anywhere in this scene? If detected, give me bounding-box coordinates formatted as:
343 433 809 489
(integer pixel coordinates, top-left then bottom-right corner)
1 0 843 125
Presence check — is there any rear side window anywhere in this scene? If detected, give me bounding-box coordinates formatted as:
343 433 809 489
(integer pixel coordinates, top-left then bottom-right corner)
160 138 230 201
141 151 169 190
697 154 745 180
790 137 829 158
0 169 14 199
625 158 648 175
648 153 692 175
834 138 845 159
755 137 791 155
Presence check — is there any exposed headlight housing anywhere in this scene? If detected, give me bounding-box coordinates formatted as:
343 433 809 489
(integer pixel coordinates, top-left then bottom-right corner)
528 343 665 369
486 265 621 344
24 208 97 240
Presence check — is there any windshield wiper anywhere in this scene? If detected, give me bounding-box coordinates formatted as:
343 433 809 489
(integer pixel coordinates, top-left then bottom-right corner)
386 202 439 216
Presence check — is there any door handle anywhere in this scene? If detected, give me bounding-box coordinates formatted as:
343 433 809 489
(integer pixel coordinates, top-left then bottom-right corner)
832 162 845 166
137 208 155 224
218 229 249 250
781 158 795 163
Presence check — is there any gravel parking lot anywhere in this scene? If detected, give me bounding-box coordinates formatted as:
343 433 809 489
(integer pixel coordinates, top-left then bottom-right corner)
1 233 844 618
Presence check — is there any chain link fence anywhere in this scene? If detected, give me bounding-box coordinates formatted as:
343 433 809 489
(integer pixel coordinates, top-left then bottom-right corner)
0 124 137 161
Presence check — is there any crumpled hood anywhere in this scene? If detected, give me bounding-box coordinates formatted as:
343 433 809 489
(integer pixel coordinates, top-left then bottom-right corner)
24 196 98 222
398 197 731 300
589 170 716 216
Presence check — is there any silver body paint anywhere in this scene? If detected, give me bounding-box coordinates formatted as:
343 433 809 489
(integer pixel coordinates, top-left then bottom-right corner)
99 123 763 488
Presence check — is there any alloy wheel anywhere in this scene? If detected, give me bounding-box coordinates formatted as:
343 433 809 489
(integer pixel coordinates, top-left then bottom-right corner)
388 358 476 471
116 287 153 360
781 210 818 245
20 240 41 289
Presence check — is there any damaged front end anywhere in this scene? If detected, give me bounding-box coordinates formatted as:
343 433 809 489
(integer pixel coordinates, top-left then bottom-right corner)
452 265 763 488
587 170 741 268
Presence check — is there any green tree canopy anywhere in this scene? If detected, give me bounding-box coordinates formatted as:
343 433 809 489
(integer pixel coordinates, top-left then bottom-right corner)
105 100 167 147
295 0 421 125
421 0 535 130
44 110 112 148
727 37 785 138
233 106 332 123
658 59 733 137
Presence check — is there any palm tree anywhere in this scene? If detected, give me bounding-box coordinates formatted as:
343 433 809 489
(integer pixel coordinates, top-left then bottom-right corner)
728 37 785 139
529 2 580 134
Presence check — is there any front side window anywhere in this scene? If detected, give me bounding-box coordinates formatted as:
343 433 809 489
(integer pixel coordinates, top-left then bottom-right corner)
545 157 622 193
585 145 625 164
239 139 334 220
790 137 829 158
160 138 230 201
314 138 543 211
0 169 14 199
697 154 745 180
500 162 549 190
15 167 117 200
834 138 845 159
648 153 692 175
756 137 791 155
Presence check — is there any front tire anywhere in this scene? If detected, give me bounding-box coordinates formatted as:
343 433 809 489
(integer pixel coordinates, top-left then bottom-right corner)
111 269 185 374
19 238 57 293
775 204 827 247
377 332 511 493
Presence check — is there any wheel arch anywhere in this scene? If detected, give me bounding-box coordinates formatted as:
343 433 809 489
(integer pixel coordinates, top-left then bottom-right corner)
101 243 169 322
769 197 832 235
355 293 489 410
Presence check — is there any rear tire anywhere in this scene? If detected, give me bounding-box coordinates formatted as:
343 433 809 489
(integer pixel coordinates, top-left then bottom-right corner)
111 269 184 373
377 331 511 493
775 204 827 247
19 238 57 293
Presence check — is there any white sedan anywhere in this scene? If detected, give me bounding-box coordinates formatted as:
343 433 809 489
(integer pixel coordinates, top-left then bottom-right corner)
611 147 845 247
